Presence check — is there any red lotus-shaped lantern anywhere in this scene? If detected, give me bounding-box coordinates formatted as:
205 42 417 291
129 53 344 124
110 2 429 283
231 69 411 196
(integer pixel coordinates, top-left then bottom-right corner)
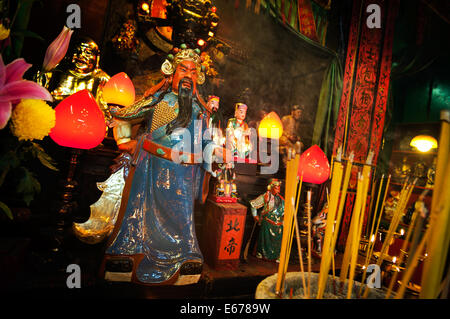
298 145 330 184
49 89 106 149
102 72 135 107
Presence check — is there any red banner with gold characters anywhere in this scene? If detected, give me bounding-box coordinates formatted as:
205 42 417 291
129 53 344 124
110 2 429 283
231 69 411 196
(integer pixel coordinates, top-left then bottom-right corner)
297 0 319 41
333 0 399 247
333 0 399 163
218 214 246 260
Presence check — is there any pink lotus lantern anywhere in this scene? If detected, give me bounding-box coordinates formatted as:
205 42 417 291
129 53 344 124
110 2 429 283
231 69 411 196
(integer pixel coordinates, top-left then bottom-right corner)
298 145 330 184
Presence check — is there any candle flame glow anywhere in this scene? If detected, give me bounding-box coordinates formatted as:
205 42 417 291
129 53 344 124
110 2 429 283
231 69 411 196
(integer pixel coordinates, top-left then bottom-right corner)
392 256 397 264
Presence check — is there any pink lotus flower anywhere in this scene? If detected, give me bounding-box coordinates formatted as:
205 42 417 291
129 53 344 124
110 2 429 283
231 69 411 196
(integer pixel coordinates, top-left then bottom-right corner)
0 55 53 129
42 26 73 72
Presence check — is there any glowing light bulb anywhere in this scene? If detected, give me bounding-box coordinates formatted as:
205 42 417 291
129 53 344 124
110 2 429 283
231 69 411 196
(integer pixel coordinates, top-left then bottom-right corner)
392 256 397 264
141 2 150 11
410 135 438 152
197 39 206 46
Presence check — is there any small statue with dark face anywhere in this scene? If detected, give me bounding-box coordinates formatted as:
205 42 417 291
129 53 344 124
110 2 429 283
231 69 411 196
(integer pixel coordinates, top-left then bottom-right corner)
42 36 110 117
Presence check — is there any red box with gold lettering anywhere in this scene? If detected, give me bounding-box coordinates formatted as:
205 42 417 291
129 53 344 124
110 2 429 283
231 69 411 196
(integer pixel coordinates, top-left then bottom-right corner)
200 199 247 270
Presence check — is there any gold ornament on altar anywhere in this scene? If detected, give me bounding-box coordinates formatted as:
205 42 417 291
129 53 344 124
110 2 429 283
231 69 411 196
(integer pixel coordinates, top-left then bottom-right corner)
111 20 140 53
200 51 218 77
38 36 111 119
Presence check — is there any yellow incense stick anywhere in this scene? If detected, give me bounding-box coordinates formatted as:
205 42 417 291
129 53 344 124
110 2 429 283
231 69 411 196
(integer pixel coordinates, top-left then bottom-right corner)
306 190 312 298
385 206 419 298
316 159 344 298
276 152 299 296
358 175 388 296
294 213 307 297
339 175 362 284
421 114 450 298
345 174 364 298
395 229 430 299
282 155 300 293
276 157 292 295
347 162 371 298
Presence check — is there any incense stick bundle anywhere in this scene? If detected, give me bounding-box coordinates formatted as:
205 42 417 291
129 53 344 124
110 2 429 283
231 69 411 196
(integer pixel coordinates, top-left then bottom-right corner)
420 112 450 298
358 175 390 296
362 178 415 298
293 175 307 296
339 173 364 291
316 157 344 298
306 190 312 298
385 204 419 299
346 162 372 298
276 152 300 296
283 155 301 286
395 229 430 299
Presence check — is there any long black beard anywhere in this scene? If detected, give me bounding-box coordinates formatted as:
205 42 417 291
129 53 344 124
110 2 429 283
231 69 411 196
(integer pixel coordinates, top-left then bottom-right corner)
166 78 193 135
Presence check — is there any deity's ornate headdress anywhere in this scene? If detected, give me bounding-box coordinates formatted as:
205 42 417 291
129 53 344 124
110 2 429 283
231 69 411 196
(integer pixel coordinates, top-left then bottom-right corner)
235 102 248 111
161 44 205 85
267 178 282 190
208 95 220 102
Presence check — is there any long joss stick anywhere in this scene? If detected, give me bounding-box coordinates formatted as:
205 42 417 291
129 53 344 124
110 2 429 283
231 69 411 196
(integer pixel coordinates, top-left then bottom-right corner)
358 175 390 296
377 180 410 261
306 190 312 299
340 174 364 285
365 171 378 238
327 190 337 294
346 174 365 298
276 155 292 295
421 118 450 298
367 175 392 264
367 175 385 247
282 155 301 293
293 175 307 296
347 162 371 299
365 180 415 294
385 206 419 299
316 158 344 298
294 214 307 297
395 229 430 299
276 152 299 296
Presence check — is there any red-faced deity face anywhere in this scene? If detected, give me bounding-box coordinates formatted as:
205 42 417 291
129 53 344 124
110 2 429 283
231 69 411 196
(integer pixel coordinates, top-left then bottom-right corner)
172 60 198 94
271 184 281 195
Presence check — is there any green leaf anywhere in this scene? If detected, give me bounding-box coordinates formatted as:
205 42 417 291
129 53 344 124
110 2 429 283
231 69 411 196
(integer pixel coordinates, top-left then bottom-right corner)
0 201 13 220
31 142 59 171
16 167 41 206
11 29 44 42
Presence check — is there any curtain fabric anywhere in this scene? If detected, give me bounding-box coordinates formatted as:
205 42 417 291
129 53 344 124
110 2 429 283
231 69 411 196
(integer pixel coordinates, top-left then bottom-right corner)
312 56 343 156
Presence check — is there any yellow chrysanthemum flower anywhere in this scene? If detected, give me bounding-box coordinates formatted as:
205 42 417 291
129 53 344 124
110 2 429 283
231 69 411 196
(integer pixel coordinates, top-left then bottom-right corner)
10 99 56 141
0 23 10 41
